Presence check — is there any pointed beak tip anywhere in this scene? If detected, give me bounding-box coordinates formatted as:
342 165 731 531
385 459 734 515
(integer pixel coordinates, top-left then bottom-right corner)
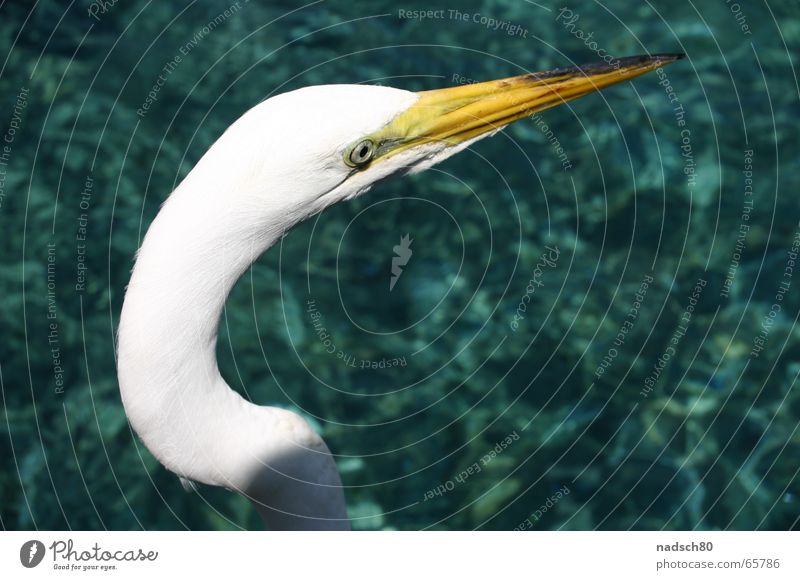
652 52 686 64
378 52 687 157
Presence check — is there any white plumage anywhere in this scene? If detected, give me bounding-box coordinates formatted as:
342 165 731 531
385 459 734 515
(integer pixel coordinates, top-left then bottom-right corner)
117 55 681 530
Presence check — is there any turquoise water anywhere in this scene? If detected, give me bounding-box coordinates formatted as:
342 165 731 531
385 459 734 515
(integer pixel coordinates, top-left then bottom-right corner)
1 0 798 530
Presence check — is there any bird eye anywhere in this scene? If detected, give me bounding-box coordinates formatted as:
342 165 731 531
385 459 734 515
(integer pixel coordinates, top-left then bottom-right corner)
346 139 375 167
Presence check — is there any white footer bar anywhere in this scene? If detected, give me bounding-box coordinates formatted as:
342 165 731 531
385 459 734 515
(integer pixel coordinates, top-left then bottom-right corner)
1 531 796 579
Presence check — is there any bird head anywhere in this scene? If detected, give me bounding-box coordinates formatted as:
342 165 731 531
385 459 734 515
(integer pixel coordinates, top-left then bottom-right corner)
213 54 682 222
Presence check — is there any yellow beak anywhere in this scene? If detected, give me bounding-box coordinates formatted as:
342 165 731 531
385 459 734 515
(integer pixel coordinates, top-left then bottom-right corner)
371 53 683 160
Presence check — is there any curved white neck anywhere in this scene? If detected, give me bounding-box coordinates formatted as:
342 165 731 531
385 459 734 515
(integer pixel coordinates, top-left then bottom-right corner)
117 168 348 530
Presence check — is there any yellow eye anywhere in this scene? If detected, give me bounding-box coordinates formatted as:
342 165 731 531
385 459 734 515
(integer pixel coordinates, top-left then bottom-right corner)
346 139 375 167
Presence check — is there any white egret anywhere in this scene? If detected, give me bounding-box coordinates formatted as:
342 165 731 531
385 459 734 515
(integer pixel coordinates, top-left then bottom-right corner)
117 54 683 530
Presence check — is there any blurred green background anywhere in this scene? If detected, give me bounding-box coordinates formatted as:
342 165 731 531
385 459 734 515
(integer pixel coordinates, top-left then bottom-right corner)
1 0 799 530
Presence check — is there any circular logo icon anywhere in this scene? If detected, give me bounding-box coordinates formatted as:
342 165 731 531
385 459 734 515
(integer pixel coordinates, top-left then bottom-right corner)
19 540 45 568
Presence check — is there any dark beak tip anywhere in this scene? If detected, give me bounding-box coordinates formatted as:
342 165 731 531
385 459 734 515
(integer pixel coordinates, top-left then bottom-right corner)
529 52 686 83
655 52 686 61
625 53 686 68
